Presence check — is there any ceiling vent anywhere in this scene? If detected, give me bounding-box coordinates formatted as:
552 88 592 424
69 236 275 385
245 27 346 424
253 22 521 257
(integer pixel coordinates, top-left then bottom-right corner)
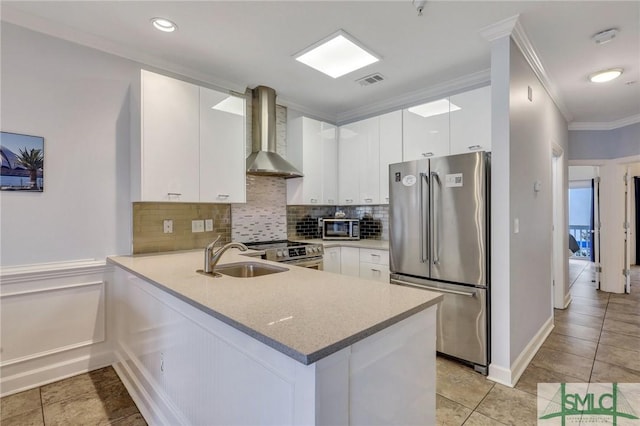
356 73 385 87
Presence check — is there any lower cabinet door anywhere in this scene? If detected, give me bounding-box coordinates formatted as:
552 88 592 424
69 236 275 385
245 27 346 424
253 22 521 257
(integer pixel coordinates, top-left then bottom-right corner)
359 262 390 283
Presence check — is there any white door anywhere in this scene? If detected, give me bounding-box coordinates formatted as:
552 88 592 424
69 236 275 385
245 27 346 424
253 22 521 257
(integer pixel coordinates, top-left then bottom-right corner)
624 170 631 293
301 117 323 204
449 86 492 155
593 176 601 288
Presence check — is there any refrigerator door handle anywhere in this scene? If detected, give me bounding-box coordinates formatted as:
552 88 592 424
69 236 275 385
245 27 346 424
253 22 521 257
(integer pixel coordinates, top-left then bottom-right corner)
391 278 477 297
430 171 441 265
419 172 429 263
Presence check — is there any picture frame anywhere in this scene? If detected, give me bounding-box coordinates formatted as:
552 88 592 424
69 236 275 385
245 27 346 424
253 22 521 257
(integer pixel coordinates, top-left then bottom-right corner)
1 131 45 192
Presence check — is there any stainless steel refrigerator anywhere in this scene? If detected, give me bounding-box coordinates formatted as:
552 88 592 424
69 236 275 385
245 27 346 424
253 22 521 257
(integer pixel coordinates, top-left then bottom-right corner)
389 151 490 374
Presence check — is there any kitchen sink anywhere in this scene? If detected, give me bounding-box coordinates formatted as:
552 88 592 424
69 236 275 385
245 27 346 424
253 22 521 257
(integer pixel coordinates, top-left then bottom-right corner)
211 262 289 278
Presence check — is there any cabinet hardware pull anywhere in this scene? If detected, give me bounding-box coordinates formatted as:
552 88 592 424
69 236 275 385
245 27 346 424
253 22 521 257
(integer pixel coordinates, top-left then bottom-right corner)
371 269 381 273
364 198 373 203
310 198 318 203
167 192 181 196
346 199 353 203
421 152 434 157
371 253 380 257
217 194 230 198
327 199 334 203
468 145 482 151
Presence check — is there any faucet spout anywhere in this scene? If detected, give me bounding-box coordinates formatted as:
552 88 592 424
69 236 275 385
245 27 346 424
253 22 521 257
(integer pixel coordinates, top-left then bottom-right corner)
204 237 248 273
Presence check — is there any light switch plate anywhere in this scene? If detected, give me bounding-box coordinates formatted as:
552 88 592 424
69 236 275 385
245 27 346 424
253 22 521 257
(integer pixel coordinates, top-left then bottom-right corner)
192 220 205 233
163 219 173 234
205 219 213 232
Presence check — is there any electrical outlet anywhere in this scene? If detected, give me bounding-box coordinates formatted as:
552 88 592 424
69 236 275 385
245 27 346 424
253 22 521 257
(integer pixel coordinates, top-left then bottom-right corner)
163 219 173 233
192 219 205 233
205 219 213 232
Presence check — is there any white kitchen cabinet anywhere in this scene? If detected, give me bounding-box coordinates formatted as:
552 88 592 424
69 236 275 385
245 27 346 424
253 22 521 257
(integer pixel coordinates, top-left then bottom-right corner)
338 112 402 206
358 117 380 205
323 246 341 274
340 247 360 277
140 70 200 202
449 85 491 155
378 111 403 204
402 99 450 162
287 115 337 205
135 70 245 203
337 123 361 205
359 248 390 283
199 88 246 203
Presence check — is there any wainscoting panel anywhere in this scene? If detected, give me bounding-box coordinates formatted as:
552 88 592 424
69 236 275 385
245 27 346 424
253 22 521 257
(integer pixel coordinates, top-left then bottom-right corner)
0 260 113 397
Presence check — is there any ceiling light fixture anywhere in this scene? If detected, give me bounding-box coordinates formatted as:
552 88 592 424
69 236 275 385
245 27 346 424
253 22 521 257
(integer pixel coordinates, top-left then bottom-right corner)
408 99 461 118
294 30 380 79
589 68 623 83
151 17 177 33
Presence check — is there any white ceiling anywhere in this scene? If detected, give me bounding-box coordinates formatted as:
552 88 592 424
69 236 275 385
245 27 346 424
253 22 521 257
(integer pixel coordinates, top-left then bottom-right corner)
2 1 639 127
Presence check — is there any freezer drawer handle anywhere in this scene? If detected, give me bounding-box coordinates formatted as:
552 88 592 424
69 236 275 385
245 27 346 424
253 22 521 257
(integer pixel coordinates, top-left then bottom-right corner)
391 278 477 297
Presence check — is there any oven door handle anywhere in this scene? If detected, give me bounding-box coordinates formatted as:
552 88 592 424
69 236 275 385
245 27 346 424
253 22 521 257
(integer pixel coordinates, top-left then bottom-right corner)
282 257 323 268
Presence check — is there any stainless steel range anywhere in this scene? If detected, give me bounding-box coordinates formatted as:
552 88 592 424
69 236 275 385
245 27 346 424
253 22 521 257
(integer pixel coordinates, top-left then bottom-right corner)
244 240 324 270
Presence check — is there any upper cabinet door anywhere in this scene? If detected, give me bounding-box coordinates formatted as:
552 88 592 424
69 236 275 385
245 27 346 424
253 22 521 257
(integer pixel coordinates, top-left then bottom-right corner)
449 86 491 155
402 99 450 161
338 122 361 205
199 88 246 203
378 111 402 204
321 122 338 205
358 117 380 204
301 117 323 204
141 70 200 202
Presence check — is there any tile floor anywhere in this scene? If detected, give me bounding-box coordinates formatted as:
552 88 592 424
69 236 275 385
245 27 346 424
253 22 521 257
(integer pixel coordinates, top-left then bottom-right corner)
0 367 145 426
436 260 640 425
1 260 638 426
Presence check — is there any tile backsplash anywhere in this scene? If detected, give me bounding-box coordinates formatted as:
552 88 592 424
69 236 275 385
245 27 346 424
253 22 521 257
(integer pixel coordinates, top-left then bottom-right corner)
231 175 287 242
287 205 389 240
132 202 231 254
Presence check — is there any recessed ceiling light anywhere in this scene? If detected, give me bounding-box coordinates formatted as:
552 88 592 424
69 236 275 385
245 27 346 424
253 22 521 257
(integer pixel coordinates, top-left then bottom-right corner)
408 99 461 118
589 68 623 83
212 96 245 116
151 17 177 33
294 30 380 79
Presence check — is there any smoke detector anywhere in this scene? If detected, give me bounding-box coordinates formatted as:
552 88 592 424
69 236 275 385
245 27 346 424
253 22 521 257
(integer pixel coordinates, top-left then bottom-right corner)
592 28 618 45
356 73 385 87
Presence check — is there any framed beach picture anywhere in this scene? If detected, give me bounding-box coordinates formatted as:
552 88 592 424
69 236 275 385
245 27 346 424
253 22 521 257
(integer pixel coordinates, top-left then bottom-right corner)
1 131 45 191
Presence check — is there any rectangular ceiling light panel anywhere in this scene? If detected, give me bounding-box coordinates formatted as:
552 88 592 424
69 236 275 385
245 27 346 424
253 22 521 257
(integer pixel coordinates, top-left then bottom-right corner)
408 99 461 118
295 30 380 79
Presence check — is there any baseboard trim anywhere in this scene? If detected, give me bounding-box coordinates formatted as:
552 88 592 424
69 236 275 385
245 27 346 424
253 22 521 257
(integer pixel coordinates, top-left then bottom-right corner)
563 293 572 309
0 350 113 397
487 316 554 387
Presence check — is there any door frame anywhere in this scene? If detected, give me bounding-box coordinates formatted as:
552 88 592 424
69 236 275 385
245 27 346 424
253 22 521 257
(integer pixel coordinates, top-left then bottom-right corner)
552 144 568 309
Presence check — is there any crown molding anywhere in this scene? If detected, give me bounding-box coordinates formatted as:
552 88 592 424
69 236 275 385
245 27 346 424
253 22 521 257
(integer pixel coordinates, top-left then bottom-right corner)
335 69 491 125
1 6 247 94
479 14 573 124
479 14 520 42
568 114 640 131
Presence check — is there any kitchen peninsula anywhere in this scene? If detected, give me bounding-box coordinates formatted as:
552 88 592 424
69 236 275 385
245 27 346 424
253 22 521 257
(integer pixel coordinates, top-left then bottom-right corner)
108 249 442 425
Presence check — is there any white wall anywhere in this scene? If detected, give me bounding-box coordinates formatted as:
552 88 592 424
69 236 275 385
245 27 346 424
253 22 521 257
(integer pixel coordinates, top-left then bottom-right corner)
1 23 135 266
569 122 640 160
489 34 569 384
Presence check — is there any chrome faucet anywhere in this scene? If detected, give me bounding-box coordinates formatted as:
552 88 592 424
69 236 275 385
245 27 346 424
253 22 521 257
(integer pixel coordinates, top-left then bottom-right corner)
204 236 248 273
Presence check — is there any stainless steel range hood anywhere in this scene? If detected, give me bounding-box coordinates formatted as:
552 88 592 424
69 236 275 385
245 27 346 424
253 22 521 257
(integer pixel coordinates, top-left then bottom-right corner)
246 86 303 178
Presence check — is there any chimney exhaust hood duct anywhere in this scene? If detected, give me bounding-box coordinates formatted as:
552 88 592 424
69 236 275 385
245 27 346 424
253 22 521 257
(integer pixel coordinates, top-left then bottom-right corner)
246 86 303 178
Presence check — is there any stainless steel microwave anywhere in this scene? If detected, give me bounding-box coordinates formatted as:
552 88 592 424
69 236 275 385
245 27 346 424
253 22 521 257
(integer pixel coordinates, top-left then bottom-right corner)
322 219 360 240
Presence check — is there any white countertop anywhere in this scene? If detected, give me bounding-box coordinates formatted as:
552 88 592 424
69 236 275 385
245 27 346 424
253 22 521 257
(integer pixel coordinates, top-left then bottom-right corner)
108 248 440 365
